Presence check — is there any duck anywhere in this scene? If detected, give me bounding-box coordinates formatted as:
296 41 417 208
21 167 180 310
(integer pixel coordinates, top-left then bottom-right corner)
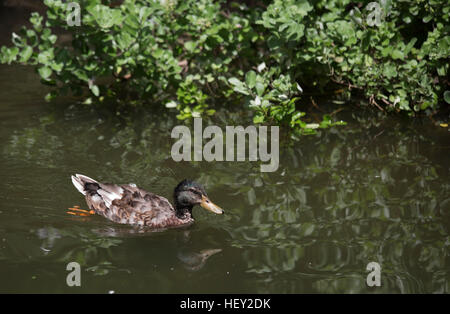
70 174 223 229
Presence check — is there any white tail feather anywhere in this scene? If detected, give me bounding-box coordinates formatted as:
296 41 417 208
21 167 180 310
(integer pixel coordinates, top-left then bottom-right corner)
71 174 99 195
71 174 123 207
71 175 86 195
75 174 98 184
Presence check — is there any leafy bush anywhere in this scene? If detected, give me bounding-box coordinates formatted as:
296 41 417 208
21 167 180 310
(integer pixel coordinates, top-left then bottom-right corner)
256 0 449 113
1 0 448 135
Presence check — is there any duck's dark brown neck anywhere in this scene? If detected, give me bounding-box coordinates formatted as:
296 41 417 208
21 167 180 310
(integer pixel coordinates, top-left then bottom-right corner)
174 203 193 219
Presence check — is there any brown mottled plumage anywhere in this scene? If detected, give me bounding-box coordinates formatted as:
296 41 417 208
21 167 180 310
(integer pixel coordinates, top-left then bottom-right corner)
71 174 223 229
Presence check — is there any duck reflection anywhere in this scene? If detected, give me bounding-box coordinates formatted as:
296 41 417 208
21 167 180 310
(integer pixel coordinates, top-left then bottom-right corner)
35 222 223 272
86 225 223 272
36 227 62 254
177 248 222 272
175 228 223 271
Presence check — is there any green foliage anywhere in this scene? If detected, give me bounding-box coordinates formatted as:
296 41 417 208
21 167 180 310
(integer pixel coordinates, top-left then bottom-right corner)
257 0 449 113
228 68 345 134
1 0 448 135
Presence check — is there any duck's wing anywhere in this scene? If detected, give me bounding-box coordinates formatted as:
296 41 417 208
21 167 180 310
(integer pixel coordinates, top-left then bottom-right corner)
109 187 180 227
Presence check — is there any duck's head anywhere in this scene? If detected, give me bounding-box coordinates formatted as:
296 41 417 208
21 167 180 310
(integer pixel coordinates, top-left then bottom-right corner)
174 179 224 218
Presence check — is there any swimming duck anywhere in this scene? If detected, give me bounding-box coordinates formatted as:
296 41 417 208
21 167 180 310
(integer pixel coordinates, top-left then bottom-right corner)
70 174 223 229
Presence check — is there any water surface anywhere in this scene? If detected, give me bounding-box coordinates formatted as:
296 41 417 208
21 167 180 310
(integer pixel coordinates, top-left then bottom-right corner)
0 64 448 293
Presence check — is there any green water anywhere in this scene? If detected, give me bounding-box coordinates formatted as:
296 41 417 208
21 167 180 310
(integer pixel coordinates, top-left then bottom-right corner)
0 64 448 293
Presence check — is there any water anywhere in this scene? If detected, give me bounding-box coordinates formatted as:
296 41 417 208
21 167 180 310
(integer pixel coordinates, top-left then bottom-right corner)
0 64 448 293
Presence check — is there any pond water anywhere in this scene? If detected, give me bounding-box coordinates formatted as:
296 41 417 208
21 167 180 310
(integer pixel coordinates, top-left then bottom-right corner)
0 64 448 293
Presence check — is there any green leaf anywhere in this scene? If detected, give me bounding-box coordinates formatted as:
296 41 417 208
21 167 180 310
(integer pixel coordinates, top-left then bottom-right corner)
253 114 265 124
184 41 197 53
30 12 43 31
165 101 177 108
383 64 397 78
50 62 64 72
1 47 19 64
422 15 433 23
245 70 257 89
305 123 320 129
37 50 54 64
444 91 450 104
48 35 57 44
391 50 404 60
20 46 33 62
88 5 123 29
74 70 89 82
404 38 417 55
228 77 243 86
90 85 100 97
255 82 265 96
12 32 25 47
38 66 52 79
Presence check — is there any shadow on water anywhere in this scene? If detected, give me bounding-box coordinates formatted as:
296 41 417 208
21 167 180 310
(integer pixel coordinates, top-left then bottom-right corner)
0 63 449 293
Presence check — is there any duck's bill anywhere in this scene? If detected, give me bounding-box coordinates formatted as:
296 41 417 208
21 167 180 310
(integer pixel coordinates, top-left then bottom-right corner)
200 196 224 215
